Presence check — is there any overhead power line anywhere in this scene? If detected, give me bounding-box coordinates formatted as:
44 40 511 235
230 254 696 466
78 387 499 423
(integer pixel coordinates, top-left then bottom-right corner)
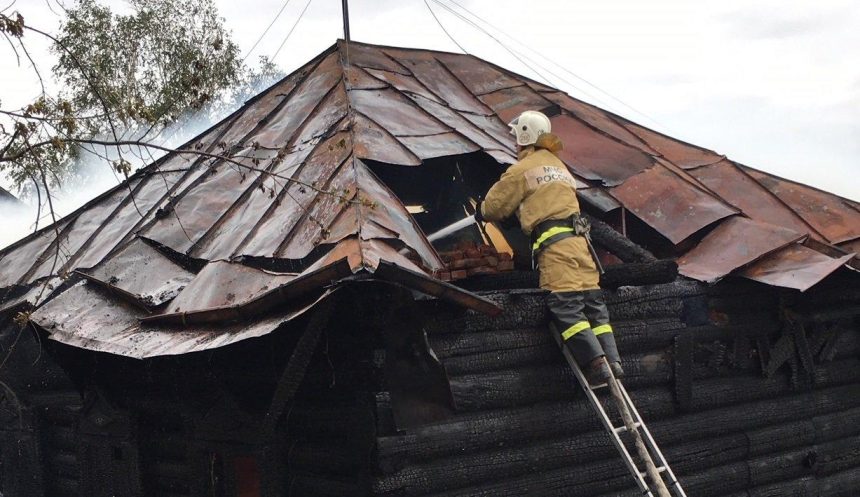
424 0 467 54
436 0 669 130
242 0 295 62
271 0 315 62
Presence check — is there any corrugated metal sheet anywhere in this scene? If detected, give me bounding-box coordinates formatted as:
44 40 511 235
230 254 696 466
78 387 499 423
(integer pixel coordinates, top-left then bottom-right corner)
2 39 857 357
677 217 806 283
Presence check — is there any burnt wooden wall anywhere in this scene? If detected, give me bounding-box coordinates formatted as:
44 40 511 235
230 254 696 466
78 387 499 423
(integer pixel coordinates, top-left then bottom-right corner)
373 275 860 496
2 275 859 497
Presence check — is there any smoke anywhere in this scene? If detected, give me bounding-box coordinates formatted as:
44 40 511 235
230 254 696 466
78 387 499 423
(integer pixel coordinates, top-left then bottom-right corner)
0 73 283 250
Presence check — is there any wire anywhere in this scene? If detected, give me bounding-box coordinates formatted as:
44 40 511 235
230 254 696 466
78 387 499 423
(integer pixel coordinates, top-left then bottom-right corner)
271 0 314 62
438 0 668 130
242 0 294 63
423 0 467 54
429 0 554 86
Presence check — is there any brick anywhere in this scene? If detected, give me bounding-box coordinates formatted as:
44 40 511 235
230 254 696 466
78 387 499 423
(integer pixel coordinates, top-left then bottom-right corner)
498 260 515 271
483 256 499 267
498 252 513 261
450 269 468 280
468 266 498 276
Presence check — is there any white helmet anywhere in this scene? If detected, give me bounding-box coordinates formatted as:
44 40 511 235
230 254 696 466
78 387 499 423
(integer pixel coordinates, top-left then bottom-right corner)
508 110 551 146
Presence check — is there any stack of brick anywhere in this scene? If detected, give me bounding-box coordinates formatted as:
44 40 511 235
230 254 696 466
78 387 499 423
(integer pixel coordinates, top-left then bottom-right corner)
433 242 515 282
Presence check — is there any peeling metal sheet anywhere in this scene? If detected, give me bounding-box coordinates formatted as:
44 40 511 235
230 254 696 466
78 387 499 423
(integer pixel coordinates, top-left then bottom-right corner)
397 132 479 160
78 238 194 308
611 164 738 244
550 114 656 186
5 39 860 361
165 261 296 313
353 112 422 165
0 277 62 315
689 160 822 240
837 238 860 258
677 217 806 283
742 244 855 291
577 186 622 213
32 280 332 359
744 167 860 244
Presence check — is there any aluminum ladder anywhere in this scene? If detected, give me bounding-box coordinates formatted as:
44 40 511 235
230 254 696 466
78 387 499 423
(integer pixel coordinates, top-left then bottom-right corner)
549 324 687 497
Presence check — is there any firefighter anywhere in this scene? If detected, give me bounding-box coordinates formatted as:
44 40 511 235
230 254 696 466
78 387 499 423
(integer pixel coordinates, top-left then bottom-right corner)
475 110 623 385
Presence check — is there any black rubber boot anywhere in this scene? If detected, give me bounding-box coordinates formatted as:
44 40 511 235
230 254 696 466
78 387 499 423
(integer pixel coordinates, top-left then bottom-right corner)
610 361 625 379
586 357 612 387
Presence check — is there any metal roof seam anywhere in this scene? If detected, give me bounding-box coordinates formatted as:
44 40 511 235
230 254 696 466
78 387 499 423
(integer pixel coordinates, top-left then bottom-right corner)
229 119 352 259
273 152 356 258
189 80 348 258
653 158 740 215
349 109 423 163
729 160 828 241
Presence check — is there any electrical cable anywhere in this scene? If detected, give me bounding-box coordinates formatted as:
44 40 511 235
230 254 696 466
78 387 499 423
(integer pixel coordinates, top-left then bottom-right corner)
242 0 295 62
423 0 467 54
271 0 314 62
438 0 668 130
429 0 554 86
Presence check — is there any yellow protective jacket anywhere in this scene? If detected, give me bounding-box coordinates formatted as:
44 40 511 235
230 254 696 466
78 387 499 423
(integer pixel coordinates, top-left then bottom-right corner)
480 133 600 292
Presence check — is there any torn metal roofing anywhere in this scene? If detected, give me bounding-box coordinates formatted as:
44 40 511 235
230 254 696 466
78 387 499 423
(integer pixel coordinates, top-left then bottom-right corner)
1 40 857 357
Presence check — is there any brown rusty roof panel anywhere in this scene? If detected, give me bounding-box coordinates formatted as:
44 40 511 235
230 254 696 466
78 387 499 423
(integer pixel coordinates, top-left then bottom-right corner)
344 64 389 90
460 112 517 153
742 244 855 291
0 227 63 289
74 168 193 270
33 279 332 358
397 132 479 160
550 113 656 186
677 216 806 283
352 113 422 165
239 132 355 258
342 41 411 74
621 121 725 169
165 261 296 314
408 94 513 153
688 160 824 241
743 167 860 244
78 238 194 308
477 84 554 124
143 158 263 255
353 159 443 270
362 68 444 104
350 87 452 137
435 53 523 96
384 49 494 115
577 186 622 213
248 58 344 149
542 92 657 154
611 164 739 244
838 238 860 258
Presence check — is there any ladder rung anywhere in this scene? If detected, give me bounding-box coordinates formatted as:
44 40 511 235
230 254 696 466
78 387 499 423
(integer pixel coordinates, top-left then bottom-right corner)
613 421 641 434
590 382 609 390
639 466 667 479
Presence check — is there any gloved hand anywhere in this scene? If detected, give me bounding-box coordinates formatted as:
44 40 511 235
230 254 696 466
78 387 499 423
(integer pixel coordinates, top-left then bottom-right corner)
474 199 485 223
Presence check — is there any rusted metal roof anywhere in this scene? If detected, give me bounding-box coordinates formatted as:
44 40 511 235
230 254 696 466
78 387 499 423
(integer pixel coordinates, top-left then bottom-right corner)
677 217 806 283
1 39 857 357
742 244 856 292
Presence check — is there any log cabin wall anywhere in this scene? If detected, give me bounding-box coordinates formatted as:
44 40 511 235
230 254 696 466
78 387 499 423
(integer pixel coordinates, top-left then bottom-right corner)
374 274 860 496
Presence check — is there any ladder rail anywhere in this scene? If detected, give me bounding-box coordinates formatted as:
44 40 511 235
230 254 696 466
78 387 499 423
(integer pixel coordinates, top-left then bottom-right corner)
552 330 654 496
549 323 686 497
617 381 687 497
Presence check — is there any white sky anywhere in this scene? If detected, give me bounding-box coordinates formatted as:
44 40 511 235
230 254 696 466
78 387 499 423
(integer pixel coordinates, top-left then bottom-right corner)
1 0 858 219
